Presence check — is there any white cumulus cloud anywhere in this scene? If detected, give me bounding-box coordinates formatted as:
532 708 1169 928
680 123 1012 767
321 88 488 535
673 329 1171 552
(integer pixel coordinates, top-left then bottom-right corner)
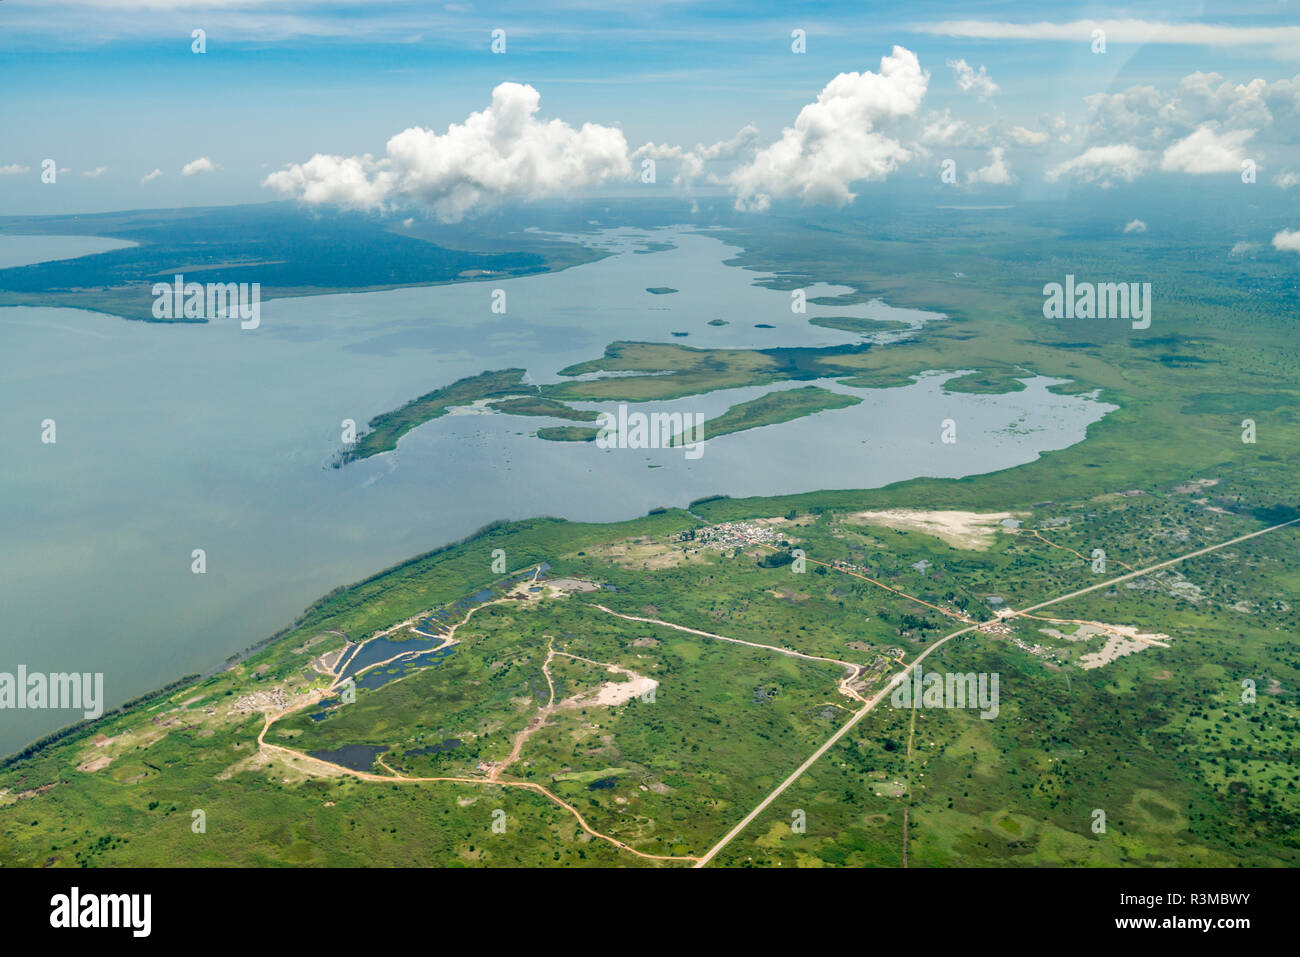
265 82 633 221
181 157 217 176
918 108 992 147
0 164 30 176
1010 125 1049 146
1041 68 1300 186
1046 144 1149 185
141 168 163 183
730 45 929 212
1160 125 1254 174
634 125 759 188
1272 229 1300 253
266 154 389 208
1123 219 1147 233
1272 170 1300 189
947 58 999 99
966 147 1016 184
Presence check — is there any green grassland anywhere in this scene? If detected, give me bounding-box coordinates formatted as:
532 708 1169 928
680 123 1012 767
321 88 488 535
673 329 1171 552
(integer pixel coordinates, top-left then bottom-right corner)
487 396 599 421
808 315 912 337
2 465 1295 867
274 598 850 859
672 385 861 445
712 556 1300 868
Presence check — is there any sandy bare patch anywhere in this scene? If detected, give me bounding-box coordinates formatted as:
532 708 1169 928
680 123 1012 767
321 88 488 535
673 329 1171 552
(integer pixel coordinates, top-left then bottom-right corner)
562 660 658 709
547 578 600 593
1173 478 1220 494
588 676 658 706
75 726 168 775
1078 636 1148 669
1039 621 1170 670
0 782 59 805
842 509 1027 549
226 746 348 784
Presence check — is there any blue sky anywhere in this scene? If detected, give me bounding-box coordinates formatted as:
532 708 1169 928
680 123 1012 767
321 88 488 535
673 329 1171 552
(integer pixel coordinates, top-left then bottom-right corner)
2 1 1299 215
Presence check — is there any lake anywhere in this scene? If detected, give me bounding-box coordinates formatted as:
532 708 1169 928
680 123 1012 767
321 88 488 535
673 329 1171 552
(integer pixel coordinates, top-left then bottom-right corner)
0 228 1114 753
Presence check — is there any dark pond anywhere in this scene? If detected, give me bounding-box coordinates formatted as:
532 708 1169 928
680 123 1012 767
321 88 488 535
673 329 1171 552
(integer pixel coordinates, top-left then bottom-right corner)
340 633 440 681
308 744 387 771
356 645 457 690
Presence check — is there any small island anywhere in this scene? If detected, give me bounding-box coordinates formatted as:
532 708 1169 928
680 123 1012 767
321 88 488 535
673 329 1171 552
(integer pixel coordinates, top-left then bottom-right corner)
488 396 599 421
536 425 600 442
645 287 678 295
671 385 861 444
809 315 912 337
340 368 530 462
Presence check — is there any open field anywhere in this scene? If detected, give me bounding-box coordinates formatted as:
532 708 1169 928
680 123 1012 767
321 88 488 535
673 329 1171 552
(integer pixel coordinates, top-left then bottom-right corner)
1 464 1295 866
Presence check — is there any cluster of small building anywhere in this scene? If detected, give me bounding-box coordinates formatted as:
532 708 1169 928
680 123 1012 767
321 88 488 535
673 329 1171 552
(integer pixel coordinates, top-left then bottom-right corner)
687 521 782 550
231 687 293 714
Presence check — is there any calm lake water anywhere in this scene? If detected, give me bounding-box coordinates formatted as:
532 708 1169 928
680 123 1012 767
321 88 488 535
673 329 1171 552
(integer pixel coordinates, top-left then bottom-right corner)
0 229 1115 753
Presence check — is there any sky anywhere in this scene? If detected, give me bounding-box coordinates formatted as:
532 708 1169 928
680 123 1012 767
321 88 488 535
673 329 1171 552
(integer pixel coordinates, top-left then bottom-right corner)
1 1 1299 218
